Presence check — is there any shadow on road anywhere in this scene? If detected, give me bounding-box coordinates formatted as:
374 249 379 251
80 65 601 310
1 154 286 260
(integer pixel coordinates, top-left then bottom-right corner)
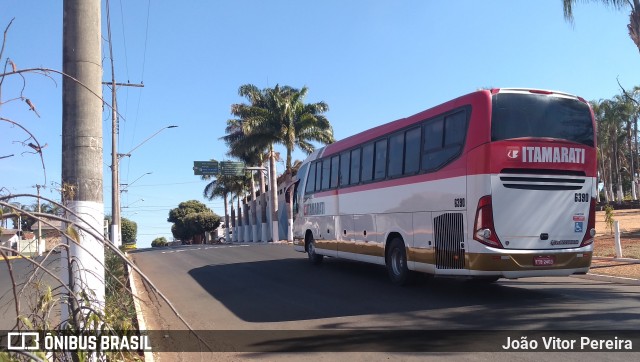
187 257 640 328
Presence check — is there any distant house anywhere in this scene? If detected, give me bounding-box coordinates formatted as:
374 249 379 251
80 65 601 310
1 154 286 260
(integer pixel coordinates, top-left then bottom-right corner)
0 229 20 256
40 220 63 252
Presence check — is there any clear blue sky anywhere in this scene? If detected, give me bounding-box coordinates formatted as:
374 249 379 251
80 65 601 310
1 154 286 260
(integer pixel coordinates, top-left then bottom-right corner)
1 1 639 248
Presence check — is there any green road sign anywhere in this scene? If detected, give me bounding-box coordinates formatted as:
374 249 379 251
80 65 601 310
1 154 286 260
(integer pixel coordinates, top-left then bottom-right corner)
193 161 219 175
220 161 245 176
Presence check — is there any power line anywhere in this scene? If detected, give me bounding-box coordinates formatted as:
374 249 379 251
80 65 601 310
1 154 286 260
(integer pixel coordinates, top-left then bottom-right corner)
141 0 151 83
118 0 130 82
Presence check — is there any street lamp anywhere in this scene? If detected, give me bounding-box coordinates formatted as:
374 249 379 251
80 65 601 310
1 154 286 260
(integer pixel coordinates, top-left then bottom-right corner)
118 125 178 158
120 172 152 193
123 198 144 208
111 125 177 247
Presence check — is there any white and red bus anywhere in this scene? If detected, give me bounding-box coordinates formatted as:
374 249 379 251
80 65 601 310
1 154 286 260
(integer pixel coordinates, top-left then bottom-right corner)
291 88 596 284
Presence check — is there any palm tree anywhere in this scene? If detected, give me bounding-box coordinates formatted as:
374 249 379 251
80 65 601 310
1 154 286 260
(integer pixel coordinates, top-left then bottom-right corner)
224 86 275 241
202 174 232 242
225 84 334 241
562 0 640 54
591 99 611 202
280 87 335 241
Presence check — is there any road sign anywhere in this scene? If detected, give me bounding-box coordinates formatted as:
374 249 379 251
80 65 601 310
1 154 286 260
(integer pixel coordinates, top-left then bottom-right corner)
193 161 219 175
220 161 245 176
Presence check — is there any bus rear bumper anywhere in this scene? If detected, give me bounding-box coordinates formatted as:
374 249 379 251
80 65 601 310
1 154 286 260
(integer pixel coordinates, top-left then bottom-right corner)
464 248 593 278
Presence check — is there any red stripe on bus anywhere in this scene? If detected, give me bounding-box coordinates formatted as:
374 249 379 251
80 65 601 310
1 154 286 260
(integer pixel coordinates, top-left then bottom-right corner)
321 91 493 158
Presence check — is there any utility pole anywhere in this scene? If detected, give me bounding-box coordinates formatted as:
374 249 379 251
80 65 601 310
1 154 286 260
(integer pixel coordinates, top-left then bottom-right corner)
35 184 43 257
61 0 105 320
104 0 144 248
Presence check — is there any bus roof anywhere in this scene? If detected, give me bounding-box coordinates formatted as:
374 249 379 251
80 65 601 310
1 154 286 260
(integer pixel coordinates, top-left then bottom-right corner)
319 89 493 158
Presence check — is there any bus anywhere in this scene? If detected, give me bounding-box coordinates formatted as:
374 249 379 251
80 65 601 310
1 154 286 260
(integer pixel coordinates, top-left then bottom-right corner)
291 88 596 284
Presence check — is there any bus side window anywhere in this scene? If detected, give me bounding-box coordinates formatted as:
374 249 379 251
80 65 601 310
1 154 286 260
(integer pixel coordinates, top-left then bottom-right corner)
361 144 374 182
330 155 340 188
444 110 467 146
422 117 444 171
374 139 387 180
350 148 361 184
306 162 316 194
340 152 350 187
404 127 421 174
388 132 404 178
315 162 322 192
321 158 331 190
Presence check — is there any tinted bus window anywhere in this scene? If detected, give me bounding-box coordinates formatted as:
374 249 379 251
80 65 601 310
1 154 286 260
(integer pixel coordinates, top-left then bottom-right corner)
321 158 331 190
361 143 374 182
492 93 594 146
330 155 340 188
388 132 404 177
340 152 350 187
404 127 421 174
374 139 387 180
305 162 316 194
350 148 361 184
424 118 444 152
444 111 467 146
315 162 322 192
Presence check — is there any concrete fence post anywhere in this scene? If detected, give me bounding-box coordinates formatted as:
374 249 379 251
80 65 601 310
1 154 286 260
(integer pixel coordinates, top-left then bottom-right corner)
614 220 623 259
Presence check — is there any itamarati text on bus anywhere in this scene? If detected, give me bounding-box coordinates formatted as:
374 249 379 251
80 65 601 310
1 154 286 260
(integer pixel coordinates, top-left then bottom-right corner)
290 88 596 284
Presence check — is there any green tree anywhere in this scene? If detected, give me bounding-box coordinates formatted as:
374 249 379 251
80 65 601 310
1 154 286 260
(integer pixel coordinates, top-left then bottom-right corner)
151 237 168 247
184 212 221 243
167 200 217 243
121 217 137 244
562 0 640 54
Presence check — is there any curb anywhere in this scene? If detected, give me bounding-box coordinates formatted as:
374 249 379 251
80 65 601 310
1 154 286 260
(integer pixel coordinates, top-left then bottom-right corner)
126 254 155 362
572 256 640 285
592 256 640 264
574 273 640 285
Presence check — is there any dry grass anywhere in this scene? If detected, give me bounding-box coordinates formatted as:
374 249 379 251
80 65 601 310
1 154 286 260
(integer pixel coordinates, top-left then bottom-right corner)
594 208 640 259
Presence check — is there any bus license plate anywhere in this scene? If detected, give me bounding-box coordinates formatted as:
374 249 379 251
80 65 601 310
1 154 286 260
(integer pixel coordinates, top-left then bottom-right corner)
534 256 554 266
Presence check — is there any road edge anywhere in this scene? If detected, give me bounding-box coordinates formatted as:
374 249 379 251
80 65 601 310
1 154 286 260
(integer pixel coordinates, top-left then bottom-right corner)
127 254 155 362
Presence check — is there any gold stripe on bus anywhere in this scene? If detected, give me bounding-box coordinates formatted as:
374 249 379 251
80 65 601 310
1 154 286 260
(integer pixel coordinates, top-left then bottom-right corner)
338 242 384 257
407 247 436 264
314 239 339 251
466 252 592 271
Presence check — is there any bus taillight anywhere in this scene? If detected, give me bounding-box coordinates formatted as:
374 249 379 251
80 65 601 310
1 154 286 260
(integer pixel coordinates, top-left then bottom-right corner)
580 198 596 247
473 195 503 248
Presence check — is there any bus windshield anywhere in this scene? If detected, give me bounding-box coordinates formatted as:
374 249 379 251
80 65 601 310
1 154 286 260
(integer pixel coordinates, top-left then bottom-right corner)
491 92 594 147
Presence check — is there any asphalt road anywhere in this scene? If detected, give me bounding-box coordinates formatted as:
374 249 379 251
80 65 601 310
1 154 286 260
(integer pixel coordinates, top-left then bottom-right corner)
129 243 640 360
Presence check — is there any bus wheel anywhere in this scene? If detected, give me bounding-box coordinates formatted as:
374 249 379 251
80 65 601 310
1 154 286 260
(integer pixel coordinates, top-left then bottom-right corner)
307 234 324 265
387 238 412 285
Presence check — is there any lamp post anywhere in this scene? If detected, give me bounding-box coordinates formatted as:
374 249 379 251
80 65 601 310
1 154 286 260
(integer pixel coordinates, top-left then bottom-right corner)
111 125 177 247
120 172 152 193
123 198 144 208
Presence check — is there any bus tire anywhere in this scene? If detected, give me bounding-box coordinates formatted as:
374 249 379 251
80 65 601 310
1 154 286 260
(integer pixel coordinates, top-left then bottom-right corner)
386 237 413 285
306 233 324 265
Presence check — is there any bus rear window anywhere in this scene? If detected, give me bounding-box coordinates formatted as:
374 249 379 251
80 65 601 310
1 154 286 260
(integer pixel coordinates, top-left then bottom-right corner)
491 93 594 147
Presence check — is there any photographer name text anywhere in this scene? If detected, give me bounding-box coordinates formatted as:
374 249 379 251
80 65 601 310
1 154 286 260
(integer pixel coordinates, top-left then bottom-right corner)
502 336 633 351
